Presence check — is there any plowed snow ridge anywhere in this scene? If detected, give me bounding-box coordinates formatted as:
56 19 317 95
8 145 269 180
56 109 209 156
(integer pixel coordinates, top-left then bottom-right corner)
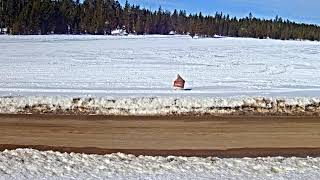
1 96 320 115
0 149 319 180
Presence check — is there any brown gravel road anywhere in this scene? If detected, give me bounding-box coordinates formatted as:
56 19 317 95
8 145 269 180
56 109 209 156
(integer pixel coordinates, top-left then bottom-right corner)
0 114 320 157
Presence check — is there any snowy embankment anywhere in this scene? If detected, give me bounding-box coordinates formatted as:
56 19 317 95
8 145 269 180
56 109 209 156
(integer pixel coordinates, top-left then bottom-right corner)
0 149 319 180
1 96 320 115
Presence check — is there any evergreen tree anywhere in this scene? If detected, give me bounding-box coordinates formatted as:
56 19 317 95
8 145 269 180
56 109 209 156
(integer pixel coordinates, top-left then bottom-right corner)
0 0 319 41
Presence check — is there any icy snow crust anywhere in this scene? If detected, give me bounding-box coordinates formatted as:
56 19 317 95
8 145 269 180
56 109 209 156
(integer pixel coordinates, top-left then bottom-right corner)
1 96 320 115
0 35 320 97
0 149 320 180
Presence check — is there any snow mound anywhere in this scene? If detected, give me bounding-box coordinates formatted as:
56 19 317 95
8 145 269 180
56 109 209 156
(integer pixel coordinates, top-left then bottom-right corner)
1 96 320 115
0 149 319 179
111 29 128 36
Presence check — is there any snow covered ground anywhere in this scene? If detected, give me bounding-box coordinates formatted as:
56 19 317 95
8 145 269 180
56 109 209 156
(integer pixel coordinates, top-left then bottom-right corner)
0 149 319 180
0 35 319 97
1 36 320 179
1 35 319 114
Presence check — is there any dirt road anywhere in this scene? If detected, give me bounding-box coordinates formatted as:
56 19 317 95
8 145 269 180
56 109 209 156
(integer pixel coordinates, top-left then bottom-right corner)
0 114 320 157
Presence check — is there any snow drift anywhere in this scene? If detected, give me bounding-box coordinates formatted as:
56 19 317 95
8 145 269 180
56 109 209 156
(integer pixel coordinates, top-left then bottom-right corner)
0 149 320 179
1 96 320 116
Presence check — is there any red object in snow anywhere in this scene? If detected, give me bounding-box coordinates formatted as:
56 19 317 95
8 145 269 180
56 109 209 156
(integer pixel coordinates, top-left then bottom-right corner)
173 74 185 89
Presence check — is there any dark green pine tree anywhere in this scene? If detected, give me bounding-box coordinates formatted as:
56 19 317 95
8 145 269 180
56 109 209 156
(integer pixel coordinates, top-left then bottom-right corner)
0 0 319 41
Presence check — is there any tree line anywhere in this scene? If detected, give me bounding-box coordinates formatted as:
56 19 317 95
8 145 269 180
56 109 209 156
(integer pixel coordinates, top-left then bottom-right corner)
0 0 320 41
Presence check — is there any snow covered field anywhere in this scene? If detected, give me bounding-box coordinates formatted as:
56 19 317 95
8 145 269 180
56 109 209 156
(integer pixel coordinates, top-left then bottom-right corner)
0 149 319 180
1 35 319 115
0 35 319 97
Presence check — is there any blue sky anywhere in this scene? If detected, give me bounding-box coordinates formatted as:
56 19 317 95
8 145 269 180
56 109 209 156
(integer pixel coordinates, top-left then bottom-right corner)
117 0 320 25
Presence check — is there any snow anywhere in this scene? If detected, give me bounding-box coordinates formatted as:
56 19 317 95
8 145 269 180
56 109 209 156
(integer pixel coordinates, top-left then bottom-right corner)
1 96 320 115
1 35 320 179
0 35 319 97
0 149 319 180
169 31 176 35
213 34 224 38
0 28 7 34
111 29 128 36
0 35 319 114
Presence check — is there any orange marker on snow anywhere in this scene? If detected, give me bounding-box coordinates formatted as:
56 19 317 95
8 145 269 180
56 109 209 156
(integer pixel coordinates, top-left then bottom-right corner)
173 74 185 90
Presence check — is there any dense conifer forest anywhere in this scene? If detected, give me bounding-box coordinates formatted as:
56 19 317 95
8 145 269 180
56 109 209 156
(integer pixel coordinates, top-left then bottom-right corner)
0 0 320 40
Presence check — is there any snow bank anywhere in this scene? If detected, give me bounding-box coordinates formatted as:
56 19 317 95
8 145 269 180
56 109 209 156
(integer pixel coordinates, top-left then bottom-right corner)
0 149 320 179
1 96 320 115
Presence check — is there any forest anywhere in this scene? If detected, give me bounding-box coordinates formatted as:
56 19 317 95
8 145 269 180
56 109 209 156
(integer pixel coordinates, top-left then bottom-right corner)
0 0 320 41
